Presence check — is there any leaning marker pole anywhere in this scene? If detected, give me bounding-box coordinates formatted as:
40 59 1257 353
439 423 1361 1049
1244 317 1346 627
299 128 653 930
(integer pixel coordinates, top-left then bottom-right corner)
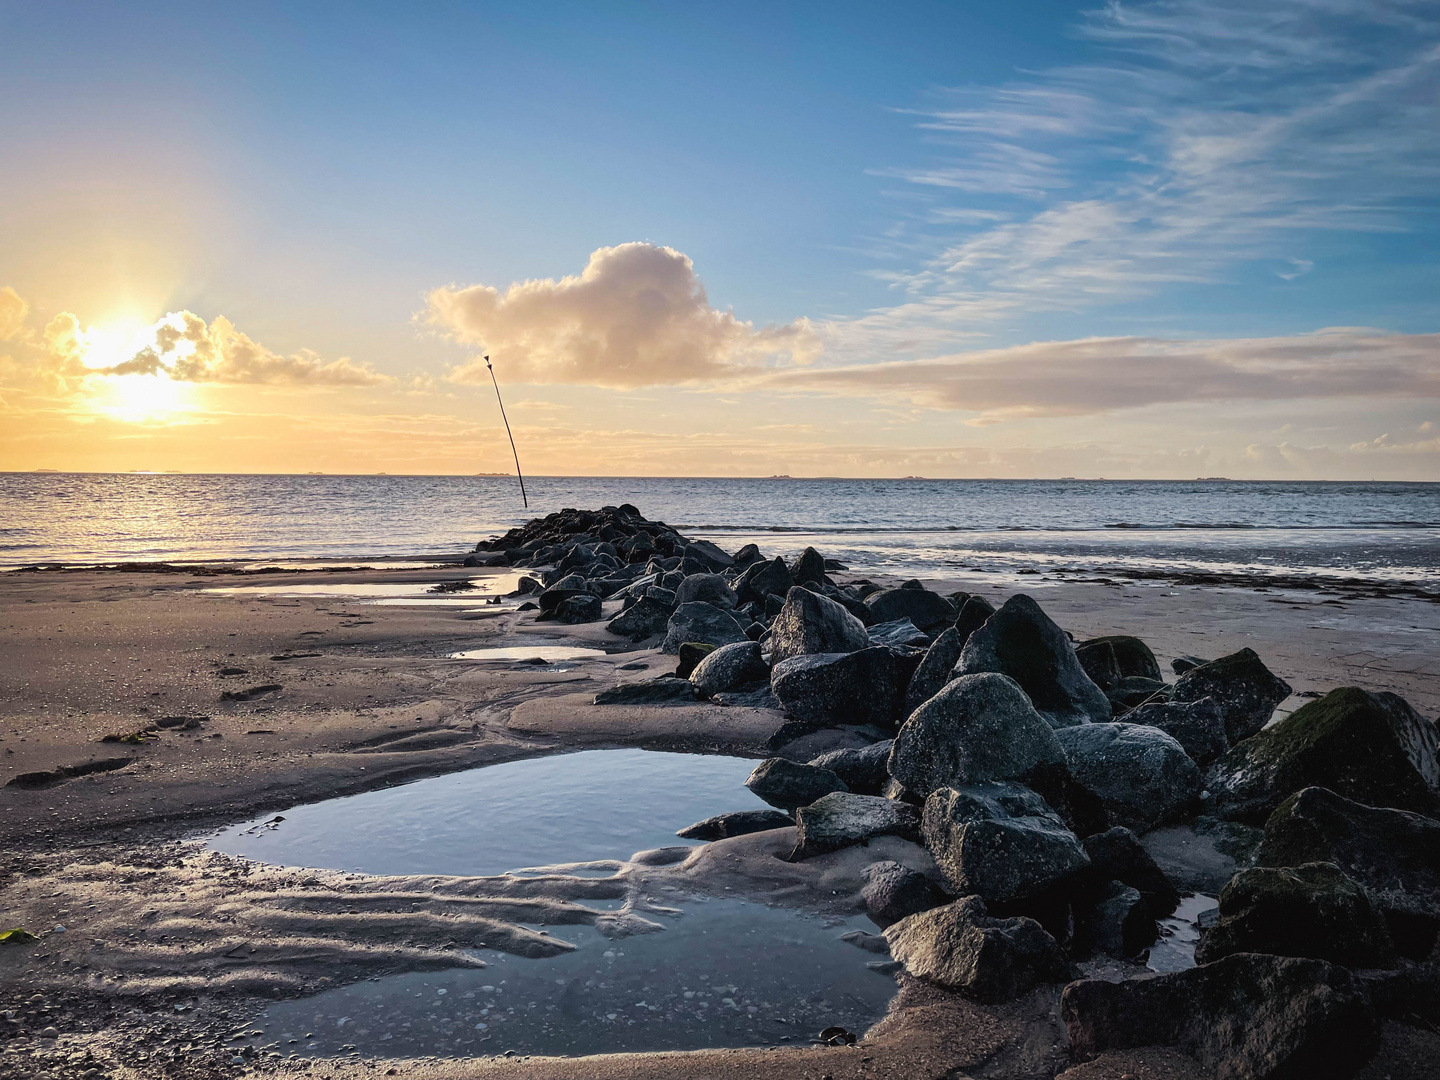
484 354 528 508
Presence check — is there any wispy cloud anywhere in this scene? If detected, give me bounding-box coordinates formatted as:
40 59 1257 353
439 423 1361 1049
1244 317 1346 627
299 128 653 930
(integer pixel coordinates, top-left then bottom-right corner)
844 0 1440 354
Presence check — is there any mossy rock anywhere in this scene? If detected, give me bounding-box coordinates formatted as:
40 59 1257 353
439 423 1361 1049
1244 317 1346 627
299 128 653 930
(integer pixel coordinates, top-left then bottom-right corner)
1206 687 1440 823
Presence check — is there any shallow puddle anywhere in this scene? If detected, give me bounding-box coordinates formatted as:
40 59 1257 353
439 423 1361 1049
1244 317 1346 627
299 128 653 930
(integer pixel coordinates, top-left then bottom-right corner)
247 900 891 1059
1147 893 1219 972
201 571 528 603
210 750 897 1058
448 645 610 663
207 749 771 876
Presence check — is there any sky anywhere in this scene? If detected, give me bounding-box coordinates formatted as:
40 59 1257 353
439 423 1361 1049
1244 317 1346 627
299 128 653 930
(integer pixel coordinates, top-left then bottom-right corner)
1 0 1437 479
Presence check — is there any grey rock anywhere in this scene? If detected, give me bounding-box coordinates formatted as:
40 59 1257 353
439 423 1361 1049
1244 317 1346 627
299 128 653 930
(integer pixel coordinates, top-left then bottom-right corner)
605 595 672 639
770 647 901 729
1172 647 1292 743
1089 881 1155 958
744 757 848 811
1061 952 1380 1080
1123 696 1229 767
1194 861 1395 968
1106 675 1169 713
689 640 769 697
661 601 749 655
674 572 739 610
1054 723 1201 833
1074 639 1122 690
952 594 995 650
1082 826 1181 919
683 538 735 572
593 678 699 705
713 685 781 709
922 782 1090 904
554 594 602 623
886 896 1069 1003
888 672 1066 798
1079 635 1161 681
1206 686 1440 824
840 929 891 953
736 556 793 603
676 809 793 841
864 588 957 635
675 641 716 678
954 594 1111 727
809 741 893 796
904 626 965 714
790 546 827 586
1172 654 1209 675
768 586 869 665
866 618 930 648
730 542 763 567
792 792 921 858
862 860 951 929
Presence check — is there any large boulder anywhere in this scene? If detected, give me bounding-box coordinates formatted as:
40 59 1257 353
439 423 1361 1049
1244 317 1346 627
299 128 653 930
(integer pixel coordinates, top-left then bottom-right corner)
1082 827 1181 919
1054 723 1201 833
1061 952 1381 1080
922 782 1090 904
1078 635 1161 682
770 647 901 728
555 593 602 623
809 741 893 796
689 640 769 698
885 896 1069 1003
673 572 739 610
660 601 748 655
768 587 869 665
952 594 995 650
1122 697 1229 767
1074 639 1122 691
790 546 827 586
888 672 1066 798
676 809 793 841
862 860 950 929
1171 647 1292 743
1257 786 1440 959
736 556 793 603
903 626 965 715
744 758 848 811
682 538 734 572
866 618 930 649
953 594 1111 727
1206 686 1440 824
792 792 921 858
1194 862 1395 968
864 588 957 635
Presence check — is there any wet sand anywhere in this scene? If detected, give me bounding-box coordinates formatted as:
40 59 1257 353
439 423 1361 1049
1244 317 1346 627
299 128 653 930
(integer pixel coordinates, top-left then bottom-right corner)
2 562 1437 1079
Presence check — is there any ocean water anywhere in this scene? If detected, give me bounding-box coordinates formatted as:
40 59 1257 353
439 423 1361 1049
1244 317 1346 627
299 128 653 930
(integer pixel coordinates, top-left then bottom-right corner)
1 472 1436 585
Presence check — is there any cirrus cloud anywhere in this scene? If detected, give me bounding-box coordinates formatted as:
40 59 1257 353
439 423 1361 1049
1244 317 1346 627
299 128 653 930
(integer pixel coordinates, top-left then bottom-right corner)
428 242 819 388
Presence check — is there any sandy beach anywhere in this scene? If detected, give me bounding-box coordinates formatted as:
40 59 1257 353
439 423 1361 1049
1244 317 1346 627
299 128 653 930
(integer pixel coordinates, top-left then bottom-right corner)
2 554 1437 1080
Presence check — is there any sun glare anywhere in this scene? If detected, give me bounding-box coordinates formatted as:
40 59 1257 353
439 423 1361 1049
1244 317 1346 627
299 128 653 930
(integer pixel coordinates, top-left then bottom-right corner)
78 316 199 424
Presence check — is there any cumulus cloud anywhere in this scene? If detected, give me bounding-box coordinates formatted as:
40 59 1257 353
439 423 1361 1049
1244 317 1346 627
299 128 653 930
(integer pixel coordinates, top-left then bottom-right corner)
0 287 28 341
428 242 819 388
767 328 1440 421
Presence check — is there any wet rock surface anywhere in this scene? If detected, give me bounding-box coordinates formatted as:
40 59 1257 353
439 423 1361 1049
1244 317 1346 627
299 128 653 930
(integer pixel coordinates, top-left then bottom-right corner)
861 859 951 928
792 791 921 857
743 757 849 811
1054 723 1202 833
1171 646 1293 743
676 808 794 841
808 740 893 796
770 646 902 728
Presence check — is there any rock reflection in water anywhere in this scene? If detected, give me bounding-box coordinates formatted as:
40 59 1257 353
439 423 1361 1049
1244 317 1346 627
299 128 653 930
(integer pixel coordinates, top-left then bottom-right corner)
1147 893 1219 972
250 899 894 1058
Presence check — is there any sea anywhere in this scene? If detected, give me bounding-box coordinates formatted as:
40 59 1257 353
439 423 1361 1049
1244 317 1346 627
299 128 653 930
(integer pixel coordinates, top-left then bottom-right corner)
1 473 1437 588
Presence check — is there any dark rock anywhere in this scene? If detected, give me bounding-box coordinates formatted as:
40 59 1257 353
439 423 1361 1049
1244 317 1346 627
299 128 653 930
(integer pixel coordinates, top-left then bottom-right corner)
1172 654 1210 675
768 587 869 665
922 782 1090 904
1257 786 1440 960
1075 639 1122 691
1171 647 1292 743
840 929 891 953
866 618 930 648
819 584 876 626
736 556 794 603
888 672 1066 798
689 640 769 697
770 647 901 728
1106 675 1169 713
676 809 793 841
904 627 965 715
952 594 996 649
1055 723 1201 833
954 594 1111 727
593 678 699 705
763 592 786 619
744 757 848 811
1081 635 1162 681
730 543 764 567
1088 881 1155 958
1207 686 1440 824
1195 861 1395 968
886 642 926 691
675 641 717 679
713 685 781 709
790 546 827 586
683 539 735 572
885 896 1069 1003
864 588 957 635
1082 827 1182 919
862 860 950 928
607 596 673 639
661 601 748 655
674 572 739 610
809 741 893 795
792 792 921 857
555 594 602 623
511 575 541 595
1123 697 1229 767
1061 952 1381 1080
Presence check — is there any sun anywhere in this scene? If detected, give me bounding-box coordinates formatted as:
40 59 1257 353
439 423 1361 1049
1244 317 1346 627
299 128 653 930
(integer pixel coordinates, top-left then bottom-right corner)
77 317 199 424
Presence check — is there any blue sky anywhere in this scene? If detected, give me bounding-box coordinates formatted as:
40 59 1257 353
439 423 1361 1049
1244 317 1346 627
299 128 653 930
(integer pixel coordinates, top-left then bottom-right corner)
1 0 1437 477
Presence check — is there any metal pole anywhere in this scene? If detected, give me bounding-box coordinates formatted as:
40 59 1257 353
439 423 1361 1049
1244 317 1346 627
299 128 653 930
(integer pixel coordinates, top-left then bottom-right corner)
484 354 527 508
